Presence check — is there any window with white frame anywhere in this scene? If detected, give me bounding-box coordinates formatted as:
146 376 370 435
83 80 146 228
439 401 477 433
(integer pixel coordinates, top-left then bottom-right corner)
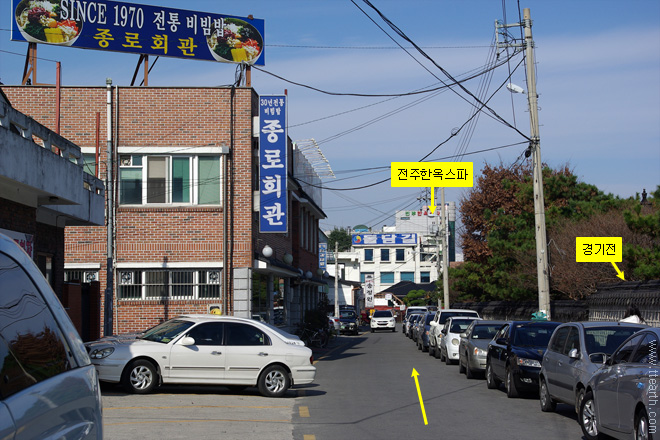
118 268 221 300
119 154 221 205
64 269 99 283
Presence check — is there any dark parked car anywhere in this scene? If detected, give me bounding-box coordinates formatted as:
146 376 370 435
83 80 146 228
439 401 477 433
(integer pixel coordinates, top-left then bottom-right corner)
339 309 360 335
458 320 506 378
539 321 647 413
416 311 436 352
579 328 659 440
486 320 561 398
404 310 426 337
408 314 422 340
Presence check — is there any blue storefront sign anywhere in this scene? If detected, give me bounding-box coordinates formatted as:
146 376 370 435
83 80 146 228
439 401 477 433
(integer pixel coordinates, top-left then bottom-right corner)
318 242 327 269
352 233 418 246
11 0 265 65
259 95 287 233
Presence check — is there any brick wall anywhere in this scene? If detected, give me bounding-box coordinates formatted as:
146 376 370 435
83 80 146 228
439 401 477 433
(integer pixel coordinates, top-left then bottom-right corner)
2 85 258 334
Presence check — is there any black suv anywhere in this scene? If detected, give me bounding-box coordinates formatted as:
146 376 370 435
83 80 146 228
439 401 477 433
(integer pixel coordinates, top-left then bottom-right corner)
486 320 560 398
339 309 360 335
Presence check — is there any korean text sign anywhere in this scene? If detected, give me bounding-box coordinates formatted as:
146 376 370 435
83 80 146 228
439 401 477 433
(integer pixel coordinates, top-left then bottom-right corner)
391 162 473 187
319 243 327 269
12 0 265 65
259 95 287 233
352 233 418 246
364 274 374 309
576 237 622 262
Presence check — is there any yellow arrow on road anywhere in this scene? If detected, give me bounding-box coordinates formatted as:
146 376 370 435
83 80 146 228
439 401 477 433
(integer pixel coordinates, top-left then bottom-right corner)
611 262 625 281
428 188 436 214
411 368 428 425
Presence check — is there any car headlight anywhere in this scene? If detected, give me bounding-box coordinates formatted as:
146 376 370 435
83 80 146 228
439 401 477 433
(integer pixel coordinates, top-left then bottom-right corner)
473 347 487 357
390 318 395 323
451 338 460 346
89 347 115 359
517 357 541 368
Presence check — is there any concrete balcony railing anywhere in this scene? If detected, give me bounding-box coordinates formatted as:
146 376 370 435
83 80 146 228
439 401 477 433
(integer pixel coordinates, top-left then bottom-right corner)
0 100 105 226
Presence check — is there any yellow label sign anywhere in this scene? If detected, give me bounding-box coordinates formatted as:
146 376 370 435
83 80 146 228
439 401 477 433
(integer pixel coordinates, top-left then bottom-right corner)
391 162 473 187
575 237 622 262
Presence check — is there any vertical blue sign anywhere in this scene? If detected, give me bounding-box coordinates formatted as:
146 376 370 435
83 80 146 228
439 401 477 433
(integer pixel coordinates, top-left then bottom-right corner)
319 242 327 269
259 95 287 233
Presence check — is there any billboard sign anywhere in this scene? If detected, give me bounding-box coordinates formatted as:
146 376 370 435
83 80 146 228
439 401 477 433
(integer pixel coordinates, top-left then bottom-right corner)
318 242 327 269
364 274 374 308
11 0 265 65
352 233 417 246
259 95 287 233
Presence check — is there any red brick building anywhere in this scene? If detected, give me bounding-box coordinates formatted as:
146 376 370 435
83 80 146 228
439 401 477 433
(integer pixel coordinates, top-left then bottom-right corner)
1 85 326 335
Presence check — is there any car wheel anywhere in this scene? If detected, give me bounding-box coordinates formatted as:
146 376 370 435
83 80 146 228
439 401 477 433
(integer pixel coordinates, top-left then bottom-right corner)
122 359 158 394
635 407 651 440
486 363 500 389
465 363 475 379
417 339 422 350
371 328 374 333
434 343 441 359
392 328 396 333
575 388 585 415
459 357 466 374
445 351 453 365
258 365 290 398
429 344 435 357
579 391 601 440
540 379 556 412
506 367 519 398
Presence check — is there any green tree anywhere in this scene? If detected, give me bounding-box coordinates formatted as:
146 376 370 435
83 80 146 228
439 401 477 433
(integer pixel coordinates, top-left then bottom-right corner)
402 289 429 306
623 186 660 279
327 227 353 252
452 162 622 301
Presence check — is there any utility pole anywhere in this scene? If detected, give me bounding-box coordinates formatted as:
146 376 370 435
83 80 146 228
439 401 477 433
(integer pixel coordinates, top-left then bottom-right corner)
496 9 550 319
334 241 339 318
524 9 551 319
441 188 449 309
104 78 114 336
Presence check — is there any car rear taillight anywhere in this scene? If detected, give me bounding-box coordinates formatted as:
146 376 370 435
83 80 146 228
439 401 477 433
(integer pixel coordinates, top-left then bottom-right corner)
310 355 314 364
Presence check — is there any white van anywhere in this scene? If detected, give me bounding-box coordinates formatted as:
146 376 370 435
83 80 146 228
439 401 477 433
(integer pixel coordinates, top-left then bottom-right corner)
0 233 103 439
404 306 429 320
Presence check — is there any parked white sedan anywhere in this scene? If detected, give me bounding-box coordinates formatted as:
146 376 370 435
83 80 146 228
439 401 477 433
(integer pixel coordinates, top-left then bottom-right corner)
85 315 316 397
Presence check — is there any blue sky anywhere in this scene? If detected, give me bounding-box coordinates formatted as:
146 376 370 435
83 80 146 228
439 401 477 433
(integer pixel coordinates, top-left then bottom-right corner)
2 0 659 243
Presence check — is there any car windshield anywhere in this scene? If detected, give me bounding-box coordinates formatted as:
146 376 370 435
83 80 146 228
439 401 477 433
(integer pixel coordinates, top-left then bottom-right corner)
373 311 392 318
141 319 195 343
512 325 557 348
449 319 475 333
425 313 436 324
471 325 501 340
439 311 479 324
340 311 356 319
584 326 646 355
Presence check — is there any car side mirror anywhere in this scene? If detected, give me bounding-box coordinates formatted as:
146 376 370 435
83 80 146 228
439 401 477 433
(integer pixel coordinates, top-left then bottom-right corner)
460 332 467 338
568 348 579 359
430 321 437 327
180 336 196 346
495 338 507 345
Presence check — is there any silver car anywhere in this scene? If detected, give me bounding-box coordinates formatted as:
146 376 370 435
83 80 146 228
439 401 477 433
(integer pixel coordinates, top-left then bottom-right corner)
579 327 659 440
458 320 506 378
0 233 102 439
540 321 647 413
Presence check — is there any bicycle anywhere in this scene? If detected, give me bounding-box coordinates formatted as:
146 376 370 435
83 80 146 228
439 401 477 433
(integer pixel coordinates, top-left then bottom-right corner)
298 326 328 348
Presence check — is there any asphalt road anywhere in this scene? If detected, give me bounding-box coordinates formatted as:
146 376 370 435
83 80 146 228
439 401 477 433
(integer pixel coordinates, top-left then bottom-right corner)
294 324 584 440
101 324 586 440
